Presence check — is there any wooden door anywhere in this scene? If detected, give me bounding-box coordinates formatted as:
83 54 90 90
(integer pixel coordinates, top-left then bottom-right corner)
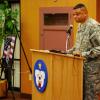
96 0 100 22
40 7 73 51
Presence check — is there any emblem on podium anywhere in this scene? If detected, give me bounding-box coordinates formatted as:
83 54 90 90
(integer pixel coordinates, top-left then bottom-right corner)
34 59 48 92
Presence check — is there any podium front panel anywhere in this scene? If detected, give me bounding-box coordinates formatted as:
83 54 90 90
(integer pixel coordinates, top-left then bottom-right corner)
31 50 83 100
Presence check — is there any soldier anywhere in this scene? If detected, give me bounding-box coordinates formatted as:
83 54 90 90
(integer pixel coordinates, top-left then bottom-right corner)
67 3 100 100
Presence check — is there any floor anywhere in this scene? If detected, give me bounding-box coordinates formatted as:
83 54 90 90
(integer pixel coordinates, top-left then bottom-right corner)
0 91 31 100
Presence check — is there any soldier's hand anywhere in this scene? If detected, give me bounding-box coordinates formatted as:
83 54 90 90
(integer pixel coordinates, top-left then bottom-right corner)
73 51 82 57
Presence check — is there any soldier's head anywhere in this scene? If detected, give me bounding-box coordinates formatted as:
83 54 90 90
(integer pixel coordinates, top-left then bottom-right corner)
72 3 88 23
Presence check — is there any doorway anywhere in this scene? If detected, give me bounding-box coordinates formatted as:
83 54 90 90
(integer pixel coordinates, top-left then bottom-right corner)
39 7 74 51
96 0 100 22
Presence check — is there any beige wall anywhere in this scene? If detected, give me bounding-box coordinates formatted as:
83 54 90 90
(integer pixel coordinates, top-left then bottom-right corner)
21 0 96 94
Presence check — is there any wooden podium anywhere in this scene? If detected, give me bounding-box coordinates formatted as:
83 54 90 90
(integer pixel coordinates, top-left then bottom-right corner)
31 49 83 100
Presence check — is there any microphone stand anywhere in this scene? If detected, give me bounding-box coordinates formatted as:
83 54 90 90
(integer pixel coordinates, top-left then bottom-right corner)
66 33 71 51
66 25 73 51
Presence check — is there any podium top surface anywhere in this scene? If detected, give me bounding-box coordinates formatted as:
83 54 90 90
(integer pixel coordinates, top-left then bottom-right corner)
30 49 84 60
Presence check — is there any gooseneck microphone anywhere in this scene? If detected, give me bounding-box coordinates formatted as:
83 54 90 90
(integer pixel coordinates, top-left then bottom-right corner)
66 25 73 35
66 25 73 50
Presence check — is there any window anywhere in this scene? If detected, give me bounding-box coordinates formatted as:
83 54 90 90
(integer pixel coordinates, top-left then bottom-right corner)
44 13 69 25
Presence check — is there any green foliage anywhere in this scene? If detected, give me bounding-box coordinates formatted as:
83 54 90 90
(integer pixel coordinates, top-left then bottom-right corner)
4 8 18 35
0 0 18 47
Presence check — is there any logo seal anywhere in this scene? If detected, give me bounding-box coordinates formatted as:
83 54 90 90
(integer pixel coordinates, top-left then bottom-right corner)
34 59 48 92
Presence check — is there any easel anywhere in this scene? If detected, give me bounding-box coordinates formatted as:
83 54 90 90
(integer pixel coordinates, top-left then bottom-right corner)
16 29 32 74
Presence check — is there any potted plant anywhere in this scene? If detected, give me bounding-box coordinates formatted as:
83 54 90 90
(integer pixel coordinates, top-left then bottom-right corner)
0 0 18 90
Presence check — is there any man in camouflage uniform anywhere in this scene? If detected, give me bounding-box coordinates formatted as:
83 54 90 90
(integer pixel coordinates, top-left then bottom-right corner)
67 3 100 100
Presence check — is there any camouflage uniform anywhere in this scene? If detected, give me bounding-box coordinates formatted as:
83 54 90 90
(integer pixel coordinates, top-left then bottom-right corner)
69 18 100 100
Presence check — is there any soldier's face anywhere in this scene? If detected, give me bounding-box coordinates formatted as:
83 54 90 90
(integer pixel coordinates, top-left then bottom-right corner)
73 8 88 23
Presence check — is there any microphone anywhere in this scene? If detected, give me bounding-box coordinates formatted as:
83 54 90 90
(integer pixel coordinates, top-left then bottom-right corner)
66 25 73 35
